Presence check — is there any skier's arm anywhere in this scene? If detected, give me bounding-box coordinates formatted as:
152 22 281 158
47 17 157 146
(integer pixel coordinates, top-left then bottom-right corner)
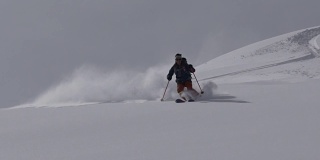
188 64 195 73
167 66 174 81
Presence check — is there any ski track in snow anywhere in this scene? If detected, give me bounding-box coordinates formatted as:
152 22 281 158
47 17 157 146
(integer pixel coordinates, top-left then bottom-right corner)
197 27 320 83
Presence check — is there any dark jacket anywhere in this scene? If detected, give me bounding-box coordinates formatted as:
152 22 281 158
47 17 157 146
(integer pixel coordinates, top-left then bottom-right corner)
167 63 195 83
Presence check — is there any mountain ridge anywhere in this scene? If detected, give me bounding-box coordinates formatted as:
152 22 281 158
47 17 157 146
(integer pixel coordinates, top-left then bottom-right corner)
197 26 320 84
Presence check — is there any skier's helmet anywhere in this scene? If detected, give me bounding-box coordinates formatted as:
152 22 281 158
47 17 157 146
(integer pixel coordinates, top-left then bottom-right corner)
175 53 182 59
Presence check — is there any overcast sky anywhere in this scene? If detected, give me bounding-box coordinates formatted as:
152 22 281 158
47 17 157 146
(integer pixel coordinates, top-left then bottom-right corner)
1 0 319 107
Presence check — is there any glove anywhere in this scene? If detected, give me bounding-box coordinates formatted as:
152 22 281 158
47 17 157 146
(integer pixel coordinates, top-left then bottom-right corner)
167 75 172 81
189 65 195 73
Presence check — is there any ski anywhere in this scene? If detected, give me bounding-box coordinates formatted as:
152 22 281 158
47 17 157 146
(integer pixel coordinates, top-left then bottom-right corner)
175 99 196 103
175 99 185 103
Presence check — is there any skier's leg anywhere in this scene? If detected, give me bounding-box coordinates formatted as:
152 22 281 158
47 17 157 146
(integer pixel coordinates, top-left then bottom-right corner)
185 81 199 99
177 83 187 101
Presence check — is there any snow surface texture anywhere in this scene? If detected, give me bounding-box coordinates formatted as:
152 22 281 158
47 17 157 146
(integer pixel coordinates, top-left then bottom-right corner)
2 26 320 160
317 35 320 49
310 33 320 51
197 26 320 83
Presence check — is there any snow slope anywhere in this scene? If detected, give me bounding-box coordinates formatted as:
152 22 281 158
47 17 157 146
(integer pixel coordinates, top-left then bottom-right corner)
196 26 320 83
2 26 320 160
311 33 320 50
317 35 320 49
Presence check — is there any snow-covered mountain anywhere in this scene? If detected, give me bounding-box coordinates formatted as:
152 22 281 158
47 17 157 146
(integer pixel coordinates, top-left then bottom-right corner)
197 26 320 83
1 26 320 160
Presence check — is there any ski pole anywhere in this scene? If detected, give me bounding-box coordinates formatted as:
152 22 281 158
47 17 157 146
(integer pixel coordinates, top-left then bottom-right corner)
193 73 204 94
161 81 170 101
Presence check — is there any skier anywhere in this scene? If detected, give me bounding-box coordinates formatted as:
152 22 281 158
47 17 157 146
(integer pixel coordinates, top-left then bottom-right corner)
167 53 199 101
